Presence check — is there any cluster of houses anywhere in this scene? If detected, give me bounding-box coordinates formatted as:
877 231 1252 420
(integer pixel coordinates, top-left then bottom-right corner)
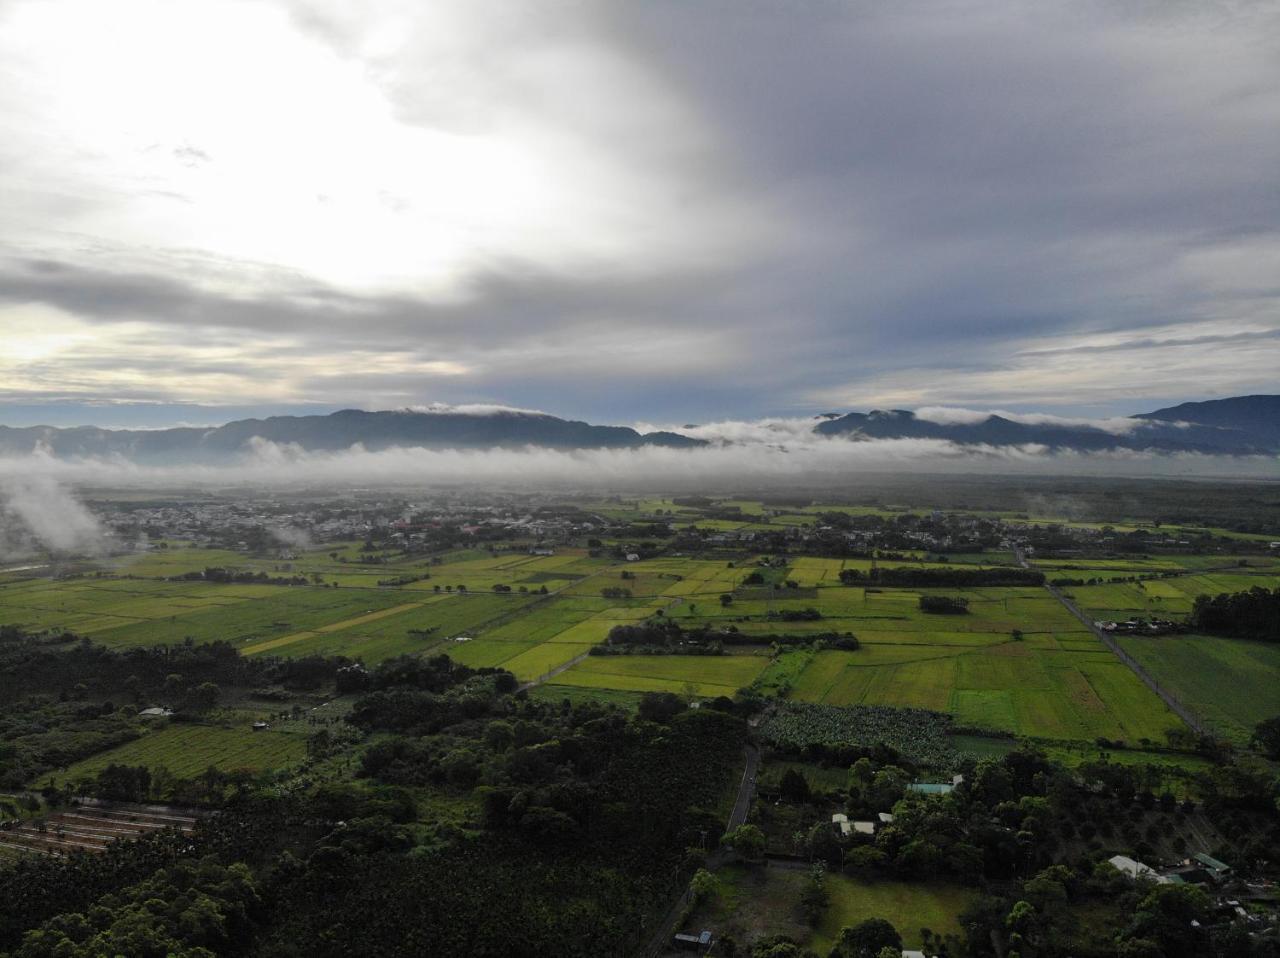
831 811 895 837
1108 853 1277 936
1108 851 1232 885
1094 617 1180 635
830 778 963 836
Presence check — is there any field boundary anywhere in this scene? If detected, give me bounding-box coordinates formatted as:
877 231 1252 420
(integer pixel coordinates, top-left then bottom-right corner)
518 650 593 691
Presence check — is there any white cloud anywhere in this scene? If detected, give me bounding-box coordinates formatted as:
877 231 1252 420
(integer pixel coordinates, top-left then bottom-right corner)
0 436 1274 496
914 406 1144 435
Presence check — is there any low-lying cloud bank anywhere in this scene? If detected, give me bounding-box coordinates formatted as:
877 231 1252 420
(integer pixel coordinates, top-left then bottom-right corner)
1 434 1273 554
0 434 1275 494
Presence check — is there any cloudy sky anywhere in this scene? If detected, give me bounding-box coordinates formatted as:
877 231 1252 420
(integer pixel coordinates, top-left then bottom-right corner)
1 0 1278 429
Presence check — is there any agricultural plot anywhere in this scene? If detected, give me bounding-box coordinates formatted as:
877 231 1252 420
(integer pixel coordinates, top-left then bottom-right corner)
45 722 308 785
788 639 1180 743
0 577 284 636
452 598 667 679
1116 635 1280 743
556 653 769 698
89 586 439 652
675 586 1083 642
239 592 536 661
0 570 540 663
1069 571 1280 621
759 701 959 766
408 551 606 593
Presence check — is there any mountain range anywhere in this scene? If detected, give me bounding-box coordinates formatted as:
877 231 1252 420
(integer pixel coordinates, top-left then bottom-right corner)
1 395 1276 462
814 395 1280 455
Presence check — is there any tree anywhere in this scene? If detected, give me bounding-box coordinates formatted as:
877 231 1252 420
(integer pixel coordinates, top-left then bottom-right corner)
163 673 185 701
690 868 718 907
800 863 828 925
189 682 220 711
779 768 812 804
484 720 515 752
637 692 686 724
1253 715 1280 759
722 824 765 861
720 593 734 607
828 917 901 958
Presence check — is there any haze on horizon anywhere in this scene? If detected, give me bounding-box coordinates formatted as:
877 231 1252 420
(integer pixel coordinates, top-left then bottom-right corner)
1 0 1279 430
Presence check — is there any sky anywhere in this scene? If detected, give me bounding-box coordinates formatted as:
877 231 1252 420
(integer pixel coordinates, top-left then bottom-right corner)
1 0 1278 430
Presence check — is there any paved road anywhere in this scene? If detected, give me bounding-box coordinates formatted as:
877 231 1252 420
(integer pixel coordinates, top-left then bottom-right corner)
638 743 759 958
1013 546 1206 735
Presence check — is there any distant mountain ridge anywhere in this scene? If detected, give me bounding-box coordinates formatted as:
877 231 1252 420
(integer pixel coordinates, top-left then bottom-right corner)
0 395 1275 461
0 407 707 463
815 395 1280 454
1134 395 1280 447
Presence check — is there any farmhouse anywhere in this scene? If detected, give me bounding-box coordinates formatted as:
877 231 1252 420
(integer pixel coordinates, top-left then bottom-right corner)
1191 852 1232 881
673 930 713 951
832 813 876 836
1108 855 1157 880
139 706 174 718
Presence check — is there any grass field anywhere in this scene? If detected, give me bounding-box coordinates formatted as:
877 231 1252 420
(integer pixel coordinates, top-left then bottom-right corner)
812 875 979 952
1116 635 1280 742
1069 571 1280 621
556 653 770 698
786 639 1180 743
687 864 976 952
44 722 308 784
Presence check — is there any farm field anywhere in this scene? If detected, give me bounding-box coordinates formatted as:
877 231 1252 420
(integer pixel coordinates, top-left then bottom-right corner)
1068 571 1280 621
1116 635 1280 743
4 529 1267 753
43 722 308 785
0 570 544 663
556 653 770 698
785 639 1179 743
450 598 668 678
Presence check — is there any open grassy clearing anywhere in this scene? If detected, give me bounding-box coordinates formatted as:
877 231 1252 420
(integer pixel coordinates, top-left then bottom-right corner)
684 864 976 952
42 722 308 785
812 875 979 952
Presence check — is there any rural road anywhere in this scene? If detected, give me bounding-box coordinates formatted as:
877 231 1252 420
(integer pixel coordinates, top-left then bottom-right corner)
1013 546 1206 735
638 742 759 958
517 650 593 692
